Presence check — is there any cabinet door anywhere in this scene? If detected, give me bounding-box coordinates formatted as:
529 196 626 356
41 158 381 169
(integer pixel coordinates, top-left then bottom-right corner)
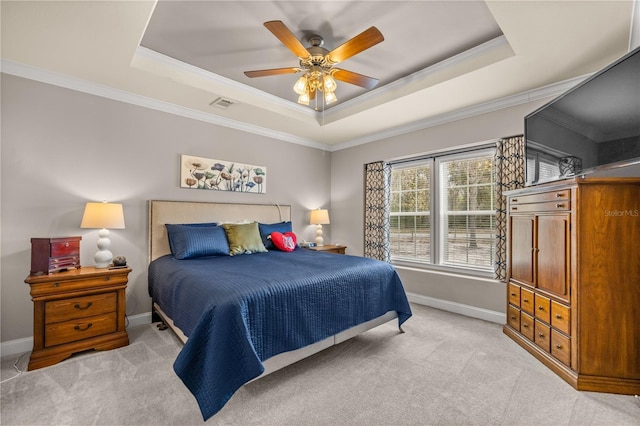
509 215 535 286
536 214 570 299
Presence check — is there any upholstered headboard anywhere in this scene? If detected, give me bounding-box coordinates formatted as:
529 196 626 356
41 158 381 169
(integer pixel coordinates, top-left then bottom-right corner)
148 200 291 262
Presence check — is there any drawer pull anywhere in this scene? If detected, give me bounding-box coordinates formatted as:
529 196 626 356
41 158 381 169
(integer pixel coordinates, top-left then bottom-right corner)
555 314 562 319
538 305 545 311
512 199 518 203
74 302 93 310
54 283 60 288
104 277 110 282
555 344 563 349
74 323 93 331
556 193 564 198
64 242 69 247
538 333 545 338
511 206 518 211
556 203 564 208
510 292 516 297
523 298 529 303
522 324 529 328
510 315 516 320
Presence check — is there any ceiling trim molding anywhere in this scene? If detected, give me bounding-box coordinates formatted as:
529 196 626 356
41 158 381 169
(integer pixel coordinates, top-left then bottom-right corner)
136 36 513 126
322 35 513 123
2 58 588 153
133 46 317 120
1 59 327 151
329 74 589 152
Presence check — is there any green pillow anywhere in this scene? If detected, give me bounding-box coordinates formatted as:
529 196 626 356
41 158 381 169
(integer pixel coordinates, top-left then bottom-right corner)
222 222 268 256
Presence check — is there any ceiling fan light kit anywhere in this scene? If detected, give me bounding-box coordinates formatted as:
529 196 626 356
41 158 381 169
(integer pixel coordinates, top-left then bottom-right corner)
244 20 383 109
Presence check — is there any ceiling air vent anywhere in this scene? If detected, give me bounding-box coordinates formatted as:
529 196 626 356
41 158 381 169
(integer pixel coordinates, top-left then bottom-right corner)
210 97 236 109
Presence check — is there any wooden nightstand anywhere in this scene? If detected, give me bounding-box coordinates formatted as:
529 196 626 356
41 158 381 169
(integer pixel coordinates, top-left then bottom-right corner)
24 266 130 370
304 244 347 254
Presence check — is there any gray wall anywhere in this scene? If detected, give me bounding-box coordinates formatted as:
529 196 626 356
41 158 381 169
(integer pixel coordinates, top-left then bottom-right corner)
329 101 551 315
0 71 573 346
1 74 331 343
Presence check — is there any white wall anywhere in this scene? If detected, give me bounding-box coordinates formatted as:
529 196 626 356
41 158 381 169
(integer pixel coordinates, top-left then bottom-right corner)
1 74 332 344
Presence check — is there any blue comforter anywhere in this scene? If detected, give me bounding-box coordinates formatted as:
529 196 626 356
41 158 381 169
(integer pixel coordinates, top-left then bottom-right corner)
148 249 411 420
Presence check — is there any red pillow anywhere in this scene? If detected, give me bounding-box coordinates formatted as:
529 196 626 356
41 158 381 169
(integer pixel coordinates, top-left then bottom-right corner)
269 232 297 252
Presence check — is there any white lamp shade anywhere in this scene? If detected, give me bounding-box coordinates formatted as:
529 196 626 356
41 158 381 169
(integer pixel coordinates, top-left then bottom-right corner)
81 202 125 229
309 209 330 225
80 202 125 268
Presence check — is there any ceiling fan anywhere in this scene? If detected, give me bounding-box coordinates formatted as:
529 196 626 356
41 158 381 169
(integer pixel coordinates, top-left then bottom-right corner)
244 20 384 107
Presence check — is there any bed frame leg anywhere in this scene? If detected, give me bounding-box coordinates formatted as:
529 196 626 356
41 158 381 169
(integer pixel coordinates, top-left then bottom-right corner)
152 302 169 330
399 325 405 333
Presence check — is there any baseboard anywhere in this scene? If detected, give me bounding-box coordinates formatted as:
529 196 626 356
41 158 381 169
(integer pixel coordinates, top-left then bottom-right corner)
1 298 502 357
0 312 154 358
406 292 505 324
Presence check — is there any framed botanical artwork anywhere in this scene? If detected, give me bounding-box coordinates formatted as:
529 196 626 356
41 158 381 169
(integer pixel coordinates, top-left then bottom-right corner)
181 155 267 193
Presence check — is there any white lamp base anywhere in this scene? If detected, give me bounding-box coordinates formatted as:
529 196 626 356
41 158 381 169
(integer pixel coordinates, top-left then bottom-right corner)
94 228 113 268
315 224 325 246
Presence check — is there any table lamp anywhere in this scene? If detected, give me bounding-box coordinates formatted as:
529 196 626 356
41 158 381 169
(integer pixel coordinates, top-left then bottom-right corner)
80 202 125 268
309 209 330 246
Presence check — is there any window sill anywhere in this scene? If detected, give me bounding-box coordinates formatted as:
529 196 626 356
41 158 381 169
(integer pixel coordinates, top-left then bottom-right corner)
391 259 496 280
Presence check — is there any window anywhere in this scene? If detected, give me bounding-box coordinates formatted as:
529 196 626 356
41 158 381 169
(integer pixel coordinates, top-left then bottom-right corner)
390 148 496 274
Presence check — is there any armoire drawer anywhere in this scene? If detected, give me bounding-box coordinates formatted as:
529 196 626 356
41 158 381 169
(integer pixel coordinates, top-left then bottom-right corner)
509 190 571 205
551 330 571 367
534 293 551 324
508 283 521 307
520 312 535 341
507 305 520 330
520 287 535 315
551 301 571 336
509 200 570 213
534 320 551 352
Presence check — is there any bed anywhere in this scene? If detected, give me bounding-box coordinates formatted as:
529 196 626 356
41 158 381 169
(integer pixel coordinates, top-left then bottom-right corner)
147 200 412 420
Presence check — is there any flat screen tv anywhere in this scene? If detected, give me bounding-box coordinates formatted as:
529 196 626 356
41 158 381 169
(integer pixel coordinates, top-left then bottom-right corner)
524 45 640 185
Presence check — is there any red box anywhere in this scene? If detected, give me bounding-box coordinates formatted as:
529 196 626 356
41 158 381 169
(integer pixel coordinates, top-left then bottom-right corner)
30 237 81 275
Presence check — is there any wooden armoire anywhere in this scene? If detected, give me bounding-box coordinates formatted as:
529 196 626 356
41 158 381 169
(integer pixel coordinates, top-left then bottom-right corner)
503 177 640 394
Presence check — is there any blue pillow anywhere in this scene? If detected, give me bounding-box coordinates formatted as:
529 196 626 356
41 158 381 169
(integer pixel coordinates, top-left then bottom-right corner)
258 221 293 249
165 224 229 259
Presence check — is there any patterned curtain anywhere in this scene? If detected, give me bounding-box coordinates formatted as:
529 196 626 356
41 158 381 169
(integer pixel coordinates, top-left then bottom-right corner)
364 161 391 262
494 135 525 280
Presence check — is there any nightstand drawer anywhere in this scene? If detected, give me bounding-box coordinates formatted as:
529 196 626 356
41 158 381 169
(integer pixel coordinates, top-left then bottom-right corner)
45 292 116 324
45 313 117 347
29 274 128 298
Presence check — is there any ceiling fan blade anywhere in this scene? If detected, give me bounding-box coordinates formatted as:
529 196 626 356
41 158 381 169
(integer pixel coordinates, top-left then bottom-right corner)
332 69 379 90
264 20 310 59
244 67 300 78
326 27 384 64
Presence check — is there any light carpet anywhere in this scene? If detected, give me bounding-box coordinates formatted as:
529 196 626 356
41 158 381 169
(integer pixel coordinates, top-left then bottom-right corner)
1 304 639 425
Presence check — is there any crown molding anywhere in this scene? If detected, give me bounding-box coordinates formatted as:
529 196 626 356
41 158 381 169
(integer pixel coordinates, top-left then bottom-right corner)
323 35 514 124
329 74 588 152
133 46 317 120
0 59 328 151
1 58 588 153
